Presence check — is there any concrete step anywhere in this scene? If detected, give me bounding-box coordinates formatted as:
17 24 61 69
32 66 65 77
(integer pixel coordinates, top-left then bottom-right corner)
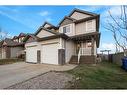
70 62 78 64
69 55 78 64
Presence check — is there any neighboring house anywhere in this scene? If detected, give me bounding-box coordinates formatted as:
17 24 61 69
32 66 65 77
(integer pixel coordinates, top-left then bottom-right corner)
13 33 26 43
0 33 26 59
25 8 100 65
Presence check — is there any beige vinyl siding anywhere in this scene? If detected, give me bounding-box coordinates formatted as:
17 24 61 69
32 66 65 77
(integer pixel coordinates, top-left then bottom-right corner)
65 40 75 63
25 39 60 51
36 29 54 38
86 20 96 32
59 38 65 49
25 42 38 48
39 38 59 45
60 18 73 26
75 22 86 35
70 11 91 20
75 19 96 35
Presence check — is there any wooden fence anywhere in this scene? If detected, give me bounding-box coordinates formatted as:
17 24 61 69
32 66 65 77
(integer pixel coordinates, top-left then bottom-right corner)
109 52 124 65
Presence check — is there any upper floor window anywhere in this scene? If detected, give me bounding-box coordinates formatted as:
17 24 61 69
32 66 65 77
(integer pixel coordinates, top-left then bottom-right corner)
63 25 70 33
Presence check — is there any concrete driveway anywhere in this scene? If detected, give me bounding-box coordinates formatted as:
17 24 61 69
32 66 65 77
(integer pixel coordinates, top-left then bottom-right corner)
0 62 77 89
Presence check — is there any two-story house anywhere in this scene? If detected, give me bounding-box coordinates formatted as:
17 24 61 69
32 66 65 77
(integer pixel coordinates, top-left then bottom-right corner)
25 8 100 65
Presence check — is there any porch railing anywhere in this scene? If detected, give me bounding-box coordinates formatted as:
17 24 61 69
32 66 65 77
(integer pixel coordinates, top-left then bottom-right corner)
77 48 92 64
78 48 81 64
80 48 91 55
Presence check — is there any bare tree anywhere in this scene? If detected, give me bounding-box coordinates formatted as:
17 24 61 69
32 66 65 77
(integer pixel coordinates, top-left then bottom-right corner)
105 6 127 56
0 27 9 41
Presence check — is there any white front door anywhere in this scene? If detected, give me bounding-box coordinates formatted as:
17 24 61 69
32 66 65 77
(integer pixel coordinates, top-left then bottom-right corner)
41 43 58 64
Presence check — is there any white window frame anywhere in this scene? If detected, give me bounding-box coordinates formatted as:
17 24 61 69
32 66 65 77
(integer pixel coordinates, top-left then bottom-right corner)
63 25 70 33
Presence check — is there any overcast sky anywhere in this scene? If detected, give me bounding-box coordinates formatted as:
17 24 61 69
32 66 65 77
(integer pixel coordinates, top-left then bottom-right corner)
0 5 121 53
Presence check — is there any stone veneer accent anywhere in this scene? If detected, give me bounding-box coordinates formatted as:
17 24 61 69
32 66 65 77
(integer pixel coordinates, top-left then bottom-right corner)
58 49 65 65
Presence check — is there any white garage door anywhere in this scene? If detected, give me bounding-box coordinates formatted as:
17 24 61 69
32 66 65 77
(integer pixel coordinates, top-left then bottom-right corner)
26 46 37 63
41 43 58 64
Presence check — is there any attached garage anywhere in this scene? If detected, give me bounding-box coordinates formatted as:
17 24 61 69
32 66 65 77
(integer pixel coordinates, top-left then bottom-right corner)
41 43 58 65
25 27 67 65
26 46 37 63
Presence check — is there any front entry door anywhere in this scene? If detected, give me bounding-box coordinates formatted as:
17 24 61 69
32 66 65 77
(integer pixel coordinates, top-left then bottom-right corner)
37 50 41 63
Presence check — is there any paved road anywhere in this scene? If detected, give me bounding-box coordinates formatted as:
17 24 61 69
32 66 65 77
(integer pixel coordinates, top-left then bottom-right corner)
0 62 77 89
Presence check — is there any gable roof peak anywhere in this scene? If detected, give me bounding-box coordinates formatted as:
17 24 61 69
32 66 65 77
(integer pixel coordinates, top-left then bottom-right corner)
58 16 76 26
19 32 26 36
68 8 99 17
23 33 39 42
35 26 59 36
64 16 76 20
42 21 56 27
41 27 59 35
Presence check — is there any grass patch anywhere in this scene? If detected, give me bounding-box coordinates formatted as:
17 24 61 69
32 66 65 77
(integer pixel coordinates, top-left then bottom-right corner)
0 58 24 65
66 62 127 89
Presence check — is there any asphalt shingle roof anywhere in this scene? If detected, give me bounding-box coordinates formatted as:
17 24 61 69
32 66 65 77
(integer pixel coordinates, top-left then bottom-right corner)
0 38 24 47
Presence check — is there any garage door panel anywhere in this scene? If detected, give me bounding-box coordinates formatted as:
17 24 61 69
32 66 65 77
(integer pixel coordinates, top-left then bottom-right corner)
41 43 58 64
26 46 37 63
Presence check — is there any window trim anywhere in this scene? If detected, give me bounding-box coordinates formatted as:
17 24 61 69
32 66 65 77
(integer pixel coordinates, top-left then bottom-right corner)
63 25 70 33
